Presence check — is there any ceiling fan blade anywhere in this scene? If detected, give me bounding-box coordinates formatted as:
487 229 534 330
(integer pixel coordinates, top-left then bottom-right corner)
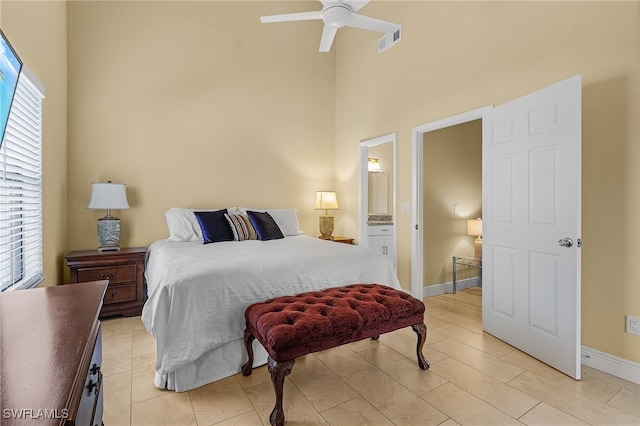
319 25 338 52
344 0 370 12
260 11 322 24
347 13 400 33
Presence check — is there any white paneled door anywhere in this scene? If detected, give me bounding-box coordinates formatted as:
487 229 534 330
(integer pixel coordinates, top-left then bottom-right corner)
482 76 582 379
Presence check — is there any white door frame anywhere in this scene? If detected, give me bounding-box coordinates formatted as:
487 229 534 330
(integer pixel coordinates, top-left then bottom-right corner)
410 106 493 298
359 133 397 268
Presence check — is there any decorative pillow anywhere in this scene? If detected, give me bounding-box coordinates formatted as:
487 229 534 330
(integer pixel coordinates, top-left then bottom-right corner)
165 207 239 242
238 208 303 236
239 215 258 240
225 213 257 241
193 210 235 244
246 210 284 241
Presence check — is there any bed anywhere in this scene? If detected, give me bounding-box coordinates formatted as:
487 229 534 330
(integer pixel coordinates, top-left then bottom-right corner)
141 208 401 392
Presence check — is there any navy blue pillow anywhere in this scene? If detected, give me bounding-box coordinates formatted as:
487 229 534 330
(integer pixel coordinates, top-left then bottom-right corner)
194 209 235 244
246 211 284 241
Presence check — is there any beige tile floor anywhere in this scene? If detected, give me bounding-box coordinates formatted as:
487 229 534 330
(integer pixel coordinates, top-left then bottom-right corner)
101 288 640 425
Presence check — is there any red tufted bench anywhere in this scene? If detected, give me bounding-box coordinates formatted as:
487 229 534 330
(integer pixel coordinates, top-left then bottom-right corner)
241 283 429 426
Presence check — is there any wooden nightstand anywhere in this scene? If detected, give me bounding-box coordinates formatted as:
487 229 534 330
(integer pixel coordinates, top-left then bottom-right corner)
65 247 147 318
330 236 355 245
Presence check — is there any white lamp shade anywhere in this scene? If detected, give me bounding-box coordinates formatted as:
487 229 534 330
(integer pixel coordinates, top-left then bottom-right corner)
87 182 130 210
467 218 482 237
314 191 339 210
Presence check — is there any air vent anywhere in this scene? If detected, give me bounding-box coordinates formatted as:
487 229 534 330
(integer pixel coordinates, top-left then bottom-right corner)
378 28 401 54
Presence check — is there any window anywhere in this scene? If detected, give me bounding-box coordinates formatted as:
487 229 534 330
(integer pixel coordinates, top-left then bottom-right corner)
0 67 44 291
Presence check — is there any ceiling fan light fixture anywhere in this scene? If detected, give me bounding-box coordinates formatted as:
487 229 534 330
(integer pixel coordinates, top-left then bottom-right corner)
322 5 352 28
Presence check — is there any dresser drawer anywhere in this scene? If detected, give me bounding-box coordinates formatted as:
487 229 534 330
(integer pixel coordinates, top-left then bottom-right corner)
75 327 103 426
103 283 137 305
77 264 137 285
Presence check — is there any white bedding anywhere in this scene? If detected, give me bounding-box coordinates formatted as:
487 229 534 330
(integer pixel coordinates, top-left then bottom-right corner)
141 235 400 391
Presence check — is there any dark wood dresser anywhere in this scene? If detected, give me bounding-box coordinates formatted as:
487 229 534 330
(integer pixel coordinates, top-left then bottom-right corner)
65 247 146 318
0 280 108 425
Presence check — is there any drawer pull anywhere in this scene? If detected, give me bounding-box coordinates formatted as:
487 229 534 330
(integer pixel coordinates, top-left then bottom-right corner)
87 378 99 395
105 291 117 300
90 363 100 375
99 272 117 280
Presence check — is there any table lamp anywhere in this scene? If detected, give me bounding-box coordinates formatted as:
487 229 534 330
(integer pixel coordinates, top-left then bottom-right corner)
467 218 482 259
314 191 339 240
87 181 130 251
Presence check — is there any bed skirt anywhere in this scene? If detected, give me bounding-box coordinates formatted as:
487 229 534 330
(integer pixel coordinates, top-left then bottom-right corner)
155 337 269 392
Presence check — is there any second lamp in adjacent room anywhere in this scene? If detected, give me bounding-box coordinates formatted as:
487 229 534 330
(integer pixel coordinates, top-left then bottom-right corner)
314 191 339 240
467 218 482 259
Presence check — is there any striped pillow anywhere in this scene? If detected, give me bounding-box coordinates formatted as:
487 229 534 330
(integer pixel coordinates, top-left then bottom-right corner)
225 213 257 241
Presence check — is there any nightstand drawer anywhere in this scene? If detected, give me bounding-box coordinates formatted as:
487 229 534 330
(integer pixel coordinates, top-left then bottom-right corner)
103 283 137 305
77 265 137 285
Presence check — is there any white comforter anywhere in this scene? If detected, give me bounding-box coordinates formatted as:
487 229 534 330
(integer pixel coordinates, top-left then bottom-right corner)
142 235 400 377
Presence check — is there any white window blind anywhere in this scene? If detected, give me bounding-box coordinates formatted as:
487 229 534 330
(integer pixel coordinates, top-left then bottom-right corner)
0 68 44 291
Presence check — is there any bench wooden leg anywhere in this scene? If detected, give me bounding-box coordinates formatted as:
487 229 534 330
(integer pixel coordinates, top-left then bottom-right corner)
411 323 430 370
267 357 295 426
241 329 255 376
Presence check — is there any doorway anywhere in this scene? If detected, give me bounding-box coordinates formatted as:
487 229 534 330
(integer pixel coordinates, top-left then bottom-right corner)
411 107 492 299
422 119 482 297
411 76 582 379
359 133 397 269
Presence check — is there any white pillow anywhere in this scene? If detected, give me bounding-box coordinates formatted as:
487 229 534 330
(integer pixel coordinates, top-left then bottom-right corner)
165 207 239 242
238 208 303 236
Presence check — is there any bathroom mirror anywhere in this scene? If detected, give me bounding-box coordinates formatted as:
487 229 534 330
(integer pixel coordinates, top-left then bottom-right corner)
368 170 389 214
367 143 393 214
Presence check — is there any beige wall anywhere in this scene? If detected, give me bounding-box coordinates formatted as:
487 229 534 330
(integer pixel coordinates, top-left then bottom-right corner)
66 1 336 251
334 2 639 363
423 120 482 286
1 0 68 285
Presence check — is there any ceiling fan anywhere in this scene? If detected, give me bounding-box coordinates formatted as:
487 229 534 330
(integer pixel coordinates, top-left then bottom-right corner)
260 0 401 52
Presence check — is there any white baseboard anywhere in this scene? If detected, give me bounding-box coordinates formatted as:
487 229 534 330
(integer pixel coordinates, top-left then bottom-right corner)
423 278 479 298
581 346 640 384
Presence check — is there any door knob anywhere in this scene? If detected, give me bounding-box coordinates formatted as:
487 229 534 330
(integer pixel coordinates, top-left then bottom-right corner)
558 237 573 248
